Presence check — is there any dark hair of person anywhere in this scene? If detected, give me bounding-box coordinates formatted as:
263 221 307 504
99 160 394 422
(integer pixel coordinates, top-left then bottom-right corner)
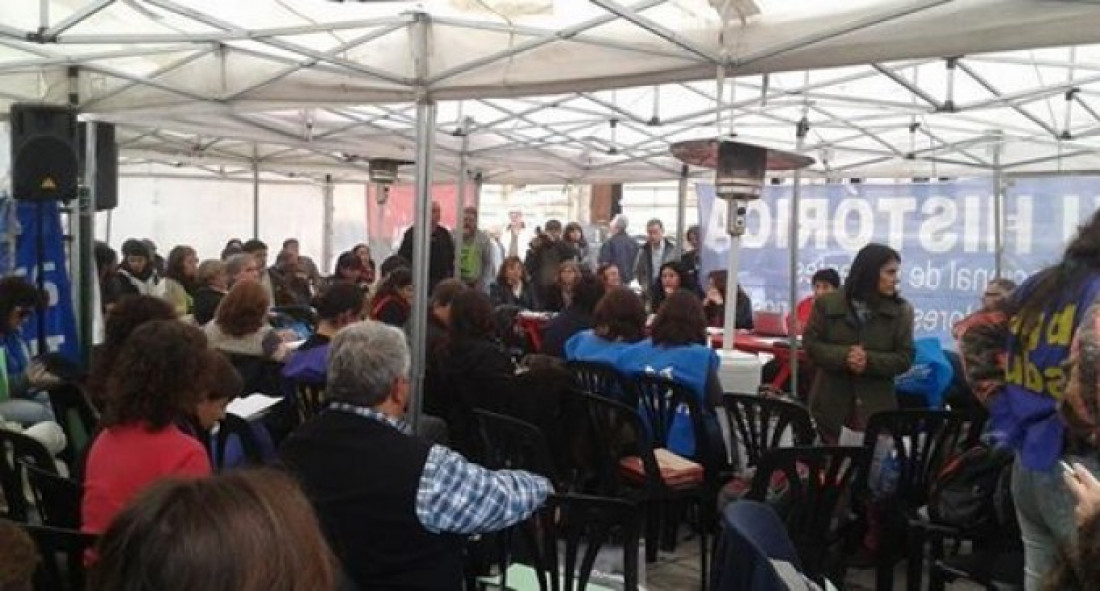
87 295 178 402
570 275 604 314
596 263 617 283
564 222 587 246
312 282 365 321
373 268 412 303
989 277 1018 293
102 320 212 430
0 277 44 330
214 281 271 337
0 518 38 587
844 242 901 304
221 243 243 261
448 290 496 344
241 239 267 254
94 241 118 273
165 245 198 291
431 278 467 308
89 469 337 591
593 287 646 343
651 290 707 347
379 254 410 278
657 261 689 288
205 353 244 402
282 238 298 249
495 256 526 287
811 268 841 289
333 251 364 276
121 238 151 260
544 219 563 233
686 225 700 242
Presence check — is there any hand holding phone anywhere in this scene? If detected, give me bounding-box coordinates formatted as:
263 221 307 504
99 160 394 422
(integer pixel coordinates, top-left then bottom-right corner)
1062 460 1100 526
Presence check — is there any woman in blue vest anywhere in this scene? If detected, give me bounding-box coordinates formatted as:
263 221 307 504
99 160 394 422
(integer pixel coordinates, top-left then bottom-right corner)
0 277 55 426
564 287 647 367
616 290 723 459
997 210 1100 590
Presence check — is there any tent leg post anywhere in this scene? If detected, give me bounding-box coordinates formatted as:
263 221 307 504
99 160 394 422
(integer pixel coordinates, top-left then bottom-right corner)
407 99 437 434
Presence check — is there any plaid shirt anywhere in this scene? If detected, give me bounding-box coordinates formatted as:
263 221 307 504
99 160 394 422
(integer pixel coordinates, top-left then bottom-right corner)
328 402 552 535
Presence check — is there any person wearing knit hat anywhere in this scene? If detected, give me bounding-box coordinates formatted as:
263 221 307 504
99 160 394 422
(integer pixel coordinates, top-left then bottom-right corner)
118 238 163 297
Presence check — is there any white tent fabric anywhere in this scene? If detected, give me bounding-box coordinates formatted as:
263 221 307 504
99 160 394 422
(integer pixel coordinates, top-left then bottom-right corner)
5 0 1100 182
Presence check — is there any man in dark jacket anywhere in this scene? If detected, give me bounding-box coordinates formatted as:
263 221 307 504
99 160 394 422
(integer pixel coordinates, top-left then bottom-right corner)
598 214 639 285
398 200 456 293
524 220 575 309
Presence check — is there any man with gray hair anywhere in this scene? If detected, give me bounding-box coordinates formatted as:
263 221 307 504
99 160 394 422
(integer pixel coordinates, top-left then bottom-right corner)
280 320 551 590
598 213 639 285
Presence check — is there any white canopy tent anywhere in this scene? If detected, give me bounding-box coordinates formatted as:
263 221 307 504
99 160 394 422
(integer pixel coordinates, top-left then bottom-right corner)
7 0 1100 427
3 1 1100 183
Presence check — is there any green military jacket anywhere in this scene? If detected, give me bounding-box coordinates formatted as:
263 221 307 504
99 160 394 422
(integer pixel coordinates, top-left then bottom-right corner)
803 290 915 429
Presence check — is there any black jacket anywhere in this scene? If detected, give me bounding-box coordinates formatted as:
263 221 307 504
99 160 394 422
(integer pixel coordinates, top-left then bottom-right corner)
398 224 456 292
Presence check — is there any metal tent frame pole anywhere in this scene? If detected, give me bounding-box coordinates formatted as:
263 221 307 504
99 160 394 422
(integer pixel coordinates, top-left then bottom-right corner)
407 100 436 433
453 123 470 280
788 116 810 394
251 144 260 238
407 11 434 433
78 120 97 367
321 174 334 274
993 138 1004 278
675 164 688 257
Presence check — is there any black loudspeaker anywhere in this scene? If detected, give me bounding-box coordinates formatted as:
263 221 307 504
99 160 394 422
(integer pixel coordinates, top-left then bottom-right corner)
78 123 118 211
10 104 78 201
610 183 623 216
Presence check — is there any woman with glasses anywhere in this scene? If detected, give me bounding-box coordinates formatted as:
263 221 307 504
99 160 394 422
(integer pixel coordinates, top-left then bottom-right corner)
0 277 55 426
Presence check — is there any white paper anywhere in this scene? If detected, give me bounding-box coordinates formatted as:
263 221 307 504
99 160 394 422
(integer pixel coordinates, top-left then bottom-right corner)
226 393 282 419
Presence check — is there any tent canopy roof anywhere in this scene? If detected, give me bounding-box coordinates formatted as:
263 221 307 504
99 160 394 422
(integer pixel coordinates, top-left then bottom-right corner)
6 0 1100 183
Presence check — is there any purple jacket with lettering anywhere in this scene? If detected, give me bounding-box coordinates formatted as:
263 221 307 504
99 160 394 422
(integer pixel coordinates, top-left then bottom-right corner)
993 270 1100 470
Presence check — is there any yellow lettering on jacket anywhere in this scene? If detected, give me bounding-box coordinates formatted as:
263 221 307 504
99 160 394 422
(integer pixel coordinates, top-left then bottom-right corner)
1047 305 1077 347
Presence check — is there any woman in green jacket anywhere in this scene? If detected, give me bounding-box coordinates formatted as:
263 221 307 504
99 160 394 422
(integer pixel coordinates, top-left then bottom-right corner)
804 243 915 443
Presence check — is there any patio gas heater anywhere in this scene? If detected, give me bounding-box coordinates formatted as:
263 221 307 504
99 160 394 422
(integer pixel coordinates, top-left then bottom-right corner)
670 139 813 351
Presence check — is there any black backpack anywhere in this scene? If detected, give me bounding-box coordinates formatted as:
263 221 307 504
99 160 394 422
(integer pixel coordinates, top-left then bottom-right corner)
928 443 1015 533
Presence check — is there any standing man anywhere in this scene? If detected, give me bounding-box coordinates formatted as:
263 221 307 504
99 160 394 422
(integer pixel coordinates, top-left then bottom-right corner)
282 238 322 290
633 218 677 303
398 201 456 294
502 209 534 260
525 220 575 308
242 239 275 305
454 206 494 293
598 214 639 286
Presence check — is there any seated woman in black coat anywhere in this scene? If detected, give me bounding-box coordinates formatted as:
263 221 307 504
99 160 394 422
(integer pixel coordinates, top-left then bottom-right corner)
433 290 516 454
649 260 702 313
489 256 536 310
703 270 753 330
541 275 603 358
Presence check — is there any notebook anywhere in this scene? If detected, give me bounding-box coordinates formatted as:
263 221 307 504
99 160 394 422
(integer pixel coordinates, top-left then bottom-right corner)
226 393 282 419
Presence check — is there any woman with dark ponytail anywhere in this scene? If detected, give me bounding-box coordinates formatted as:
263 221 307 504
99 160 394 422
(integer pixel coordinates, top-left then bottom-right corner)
803 242 914 443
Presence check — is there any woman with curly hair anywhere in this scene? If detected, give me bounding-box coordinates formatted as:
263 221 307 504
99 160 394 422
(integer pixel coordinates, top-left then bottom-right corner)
204 281 290 362
489 256 535 310
82 320 216 536
87 295 177 409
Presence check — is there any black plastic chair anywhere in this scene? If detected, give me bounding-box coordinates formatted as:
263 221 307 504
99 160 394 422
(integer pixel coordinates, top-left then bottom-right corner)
711 499 809 591
206 413 266 471
746 445 865 586
22 463 81 528
0 430 58 521
720 393 815 472
44 382 100 470
860 409 982 591
528 493 642 591
292 381 327 425
223 351 285 396
566 360 633 402
22 523 98 591
474 409 558 483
